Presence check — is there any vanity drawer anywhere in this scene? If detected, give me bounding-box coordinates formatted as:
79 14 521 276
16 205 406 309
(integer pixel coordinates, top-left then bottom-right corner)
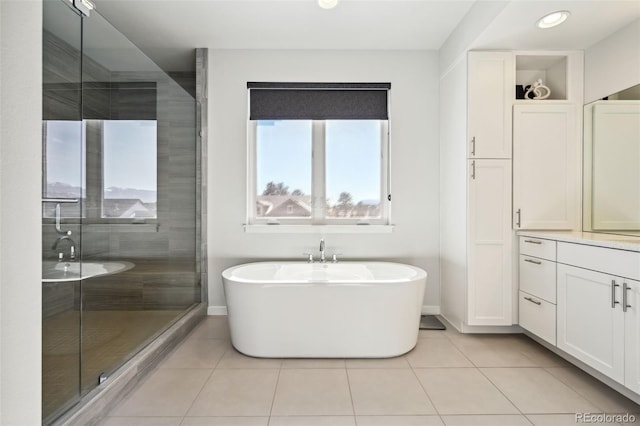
519 236 556 260
557 242 640 281
519 291 556 346
519 255 556 303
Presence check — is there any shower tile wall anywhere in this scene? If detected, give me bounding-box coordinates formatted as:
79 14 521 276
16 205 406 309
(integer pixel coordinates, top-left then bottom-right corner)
42 29 199 312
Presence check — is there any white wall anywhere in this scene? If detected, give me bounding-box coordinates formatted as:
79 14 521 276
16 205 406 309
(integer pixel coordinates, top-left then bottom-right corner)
207 50 440 312
438 56 468 330
584 19 640 104
0 0 43 424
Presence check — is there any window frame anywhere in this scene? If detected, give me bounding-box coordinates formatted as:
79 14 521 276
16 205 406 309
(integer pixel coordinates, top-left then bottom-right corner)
247 119 390 226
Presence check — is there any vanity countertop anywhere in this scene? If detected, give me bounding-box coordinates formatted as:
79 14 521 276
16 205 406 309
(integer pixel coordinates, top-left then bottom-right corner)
517 230 640 253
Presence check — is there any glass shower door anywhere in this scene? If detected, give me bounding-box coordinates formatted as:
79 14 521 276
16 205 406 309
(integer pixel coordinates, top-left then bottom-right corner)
42 0 84 422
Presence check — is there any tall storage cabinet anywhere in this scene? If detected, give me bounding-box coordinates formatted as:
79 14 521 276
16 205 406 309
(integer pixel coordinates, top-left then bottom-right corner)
468 52 513 159
466 52 515 326
467 159 513 325
512 51 583 231
513 104 579 230
440 50 583 332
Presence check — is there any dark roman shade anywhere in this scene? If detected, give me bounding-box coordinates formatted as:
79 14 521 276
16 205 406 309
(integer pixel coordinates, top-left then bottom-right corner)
248 82 390 120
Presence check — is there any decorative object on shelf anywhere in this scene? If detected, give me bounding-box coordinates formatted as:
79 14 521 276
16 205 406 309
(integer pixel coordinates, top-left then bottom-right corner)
516 84 531 99
524 79 551 100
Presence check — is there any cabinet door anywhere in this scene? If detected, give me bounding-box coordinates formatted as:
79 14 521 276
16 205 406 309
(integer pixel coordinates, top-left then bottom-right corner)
513 103 579 230
467 159 513 325
624 279 640 393
557 264 625 383
468 51 514 159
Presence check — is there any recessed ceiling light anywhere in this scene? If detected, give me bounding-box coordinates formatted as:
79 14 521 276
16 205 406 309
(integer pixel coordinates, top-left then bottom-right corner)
536 10 570 29
318 0 338 10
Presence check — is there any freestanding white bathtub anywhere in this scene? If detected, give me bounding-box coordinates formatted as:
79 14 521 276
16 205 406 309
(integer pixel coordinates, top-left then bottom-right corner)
221 261 427 358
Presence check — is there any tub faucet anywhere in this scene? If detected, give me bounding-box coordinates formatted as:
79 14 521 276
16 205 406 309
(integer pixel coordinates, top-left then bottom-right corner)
52 235 77 261
319 238 326 263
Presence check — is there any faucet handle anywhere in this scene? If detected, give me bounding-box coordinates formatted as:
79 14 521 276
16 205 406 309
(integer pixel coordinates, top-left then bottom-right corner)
58 252 64 261
303 252 314 263
331 253 343 263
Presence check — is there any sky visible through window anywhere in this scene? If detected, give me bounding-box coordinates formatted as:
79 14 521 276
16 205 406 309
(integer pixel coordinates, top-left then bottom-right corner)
256 120 381 204
103 120 157 202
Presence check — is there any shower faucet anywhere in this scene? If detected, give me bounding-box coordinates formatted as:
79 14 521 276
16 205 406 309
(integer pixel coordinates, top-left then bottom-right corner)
319 238 326 263
52 235 77 261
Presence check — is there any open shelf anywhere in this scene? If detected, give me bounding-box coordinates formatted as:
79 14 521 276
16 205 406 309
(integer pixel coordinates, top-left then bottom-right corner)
516 55 568 100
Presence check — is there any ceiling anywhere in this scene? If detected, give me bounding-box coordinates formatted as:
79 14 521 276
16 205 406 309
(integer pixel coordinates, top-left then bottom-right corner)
91 0 640 72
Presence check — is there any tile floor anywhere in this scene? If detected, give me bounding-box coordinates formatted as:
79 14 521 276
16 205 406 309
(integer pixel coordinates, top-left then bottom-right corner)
100 316 640 426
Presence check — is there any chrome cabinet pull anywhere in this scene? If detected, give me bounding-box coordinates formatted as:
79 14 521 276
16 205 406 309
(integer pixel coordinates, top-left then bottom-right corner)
471 136 476 156
524 258 542 265
516 209 521 228
623 282 632 313
524 239 542 245
471 160 476 180
611 280 620 308
524 296 542 306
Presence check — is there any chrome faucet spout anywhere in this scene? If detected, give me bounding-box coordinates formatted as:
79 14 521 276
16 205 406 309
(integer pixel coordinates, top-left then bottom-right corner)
52 235 77 261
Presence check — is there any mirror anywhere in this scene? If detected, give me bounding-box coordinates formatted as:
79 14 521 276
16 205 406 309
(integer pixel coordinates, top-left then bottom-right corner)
583 84 640 236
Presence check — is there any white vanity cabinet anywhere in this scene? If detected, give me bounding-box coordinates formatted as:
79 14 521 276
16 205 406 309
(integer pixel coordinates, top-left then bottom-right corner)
557 263 626 383
625 279 640 393
518 236 557 345
555 241 640 393
513 104 580 230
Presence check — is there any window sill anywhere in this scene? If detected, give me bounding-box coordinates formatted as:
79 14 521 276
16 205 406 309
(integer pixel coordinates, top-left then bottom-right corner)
243 224 394 234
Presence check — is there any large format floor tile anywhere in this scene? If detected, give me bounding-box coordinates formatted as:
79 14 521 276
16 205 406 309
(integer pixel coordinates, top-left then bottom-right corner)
481 367 600 414
187 369 279 416
414 368 518 415
159 337 228 369
356 416 444 426
545 367 640 413
440 415 532 426
268 416 356 426
111 368 210 417
271 369 353 416
348 369 436 415
406 338 473 368
180 418 269 426
101 316 640 426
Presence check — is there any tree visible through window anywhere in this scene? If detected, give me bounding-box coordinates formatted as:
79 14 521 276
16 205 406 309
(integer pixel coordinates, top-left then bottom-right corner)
252 119 387 224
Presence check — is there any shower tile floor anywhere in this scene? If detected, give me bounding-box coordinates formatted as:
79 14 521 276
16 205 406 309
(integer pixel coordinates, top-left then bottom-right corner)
100 316 640 426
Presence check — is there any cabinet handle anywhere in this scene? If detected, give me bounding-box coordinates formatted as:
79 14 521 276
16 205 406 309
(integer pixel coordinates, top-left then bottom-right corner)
471 136 476 156
524 239 542 245
524 296 542 306
524 258 542 265
516 209 521 228
611 280 620 308
471 160 476 180
623 282 632 313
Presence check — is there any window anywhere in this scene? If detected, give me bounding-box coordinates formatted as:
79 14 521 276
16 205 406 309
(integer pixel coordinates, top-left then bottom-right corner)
102 120 157 219
42 119 158 221
247 82 390 226
42 120 85 218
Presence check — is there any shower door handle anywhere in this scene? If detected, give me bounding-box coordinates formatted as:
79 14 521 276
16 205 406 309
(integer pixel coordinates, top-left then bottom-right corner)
42 198 78 236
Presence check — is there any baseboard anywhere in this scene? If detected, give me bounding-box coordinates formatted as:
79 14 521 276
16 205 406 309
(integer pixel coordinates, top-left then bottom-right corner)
421 305 441 315
208 305 228 315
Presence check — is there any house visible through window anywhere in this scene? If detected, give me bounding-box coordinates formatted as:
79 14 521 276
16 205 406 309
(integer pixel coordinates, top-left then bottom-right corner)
248 82 390 225
43 119 158 220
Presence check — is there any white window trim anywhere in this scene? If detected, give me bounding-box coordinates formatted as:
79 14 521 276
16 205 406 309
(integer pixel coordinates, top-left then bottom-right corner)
246 120 391 228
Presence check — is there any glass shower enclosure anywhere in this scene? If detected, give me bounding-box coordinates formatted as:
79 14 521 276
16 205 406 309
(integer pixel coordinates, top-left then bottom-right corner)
42 1 201 423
